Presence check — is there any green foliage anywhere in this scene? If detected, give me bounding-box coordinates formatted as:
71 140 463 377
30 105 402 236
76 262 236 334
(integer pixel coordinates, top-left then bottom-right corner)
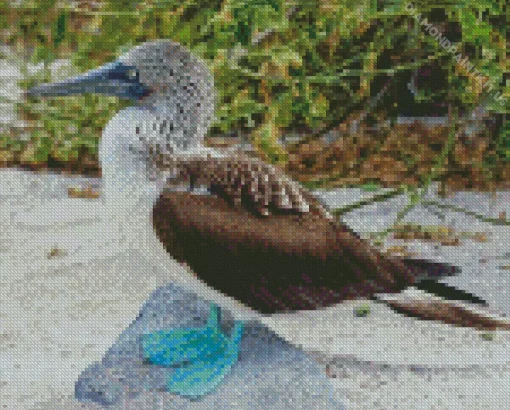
354 304 371 317
0 0 508 167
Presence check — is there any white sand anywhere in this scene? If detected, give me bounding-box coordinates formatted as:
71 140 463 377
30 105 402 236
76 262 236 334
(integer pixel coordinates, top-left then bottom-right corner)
1 169 510 409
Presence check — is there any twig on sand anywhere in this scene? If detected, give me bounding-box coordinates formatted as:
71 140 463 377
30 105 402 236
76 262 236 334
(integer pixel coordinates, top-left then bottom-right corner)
422 200 510 227
331 187 406 216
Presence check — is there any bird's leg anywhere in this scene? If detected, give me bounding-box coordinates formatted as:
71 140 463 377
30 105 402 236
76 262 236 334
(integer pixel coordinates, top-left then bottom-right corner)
141 303 244 398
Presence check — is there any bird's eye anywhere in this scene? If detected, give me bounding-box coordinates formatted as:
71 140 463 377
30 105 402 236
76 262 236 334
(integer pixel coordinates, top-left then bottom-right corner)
127 69 138 81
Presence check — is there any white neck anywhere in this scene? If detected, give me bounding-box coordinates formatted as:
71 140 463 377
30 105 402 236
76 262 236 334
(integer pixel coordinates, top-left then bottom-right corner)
99 107 164 222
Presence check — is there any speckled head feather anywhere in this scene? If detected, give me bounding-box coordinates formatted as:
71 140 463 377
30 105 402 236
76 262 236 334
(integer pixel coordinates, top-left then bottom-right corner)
118 40 216 147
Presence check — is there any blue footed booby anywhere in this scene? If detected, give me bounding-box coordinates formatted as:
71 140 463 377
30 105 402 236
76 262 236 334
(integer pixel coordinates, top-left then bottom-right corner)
28 40 510 398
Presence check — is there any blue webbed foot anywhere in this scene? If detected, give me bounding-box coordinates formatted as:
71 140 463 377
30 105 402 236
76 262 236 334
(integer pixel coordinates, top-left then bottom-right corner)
141 304 244 398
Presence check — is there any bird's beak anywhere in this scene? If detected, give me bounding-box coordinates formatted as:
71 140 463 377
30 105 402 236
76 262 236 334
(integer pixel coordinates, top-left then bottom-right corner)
27 61 150 100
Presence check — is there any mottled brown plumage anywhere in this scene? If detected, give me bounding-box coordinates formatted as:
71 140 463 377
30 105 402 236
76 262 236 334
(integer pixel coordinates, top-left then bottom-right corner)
162 153 321 216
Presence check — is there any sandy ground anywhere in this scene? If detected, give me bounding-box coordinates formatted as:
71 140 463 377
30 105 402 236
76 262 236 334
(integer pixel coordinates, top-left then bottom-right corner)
1 169 510 409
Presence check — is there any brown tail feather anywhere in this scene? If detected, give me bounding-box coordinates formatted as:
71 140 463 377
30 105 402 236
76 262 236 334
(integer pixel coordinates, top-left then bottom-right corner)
401 258 460 279
380 297 510 330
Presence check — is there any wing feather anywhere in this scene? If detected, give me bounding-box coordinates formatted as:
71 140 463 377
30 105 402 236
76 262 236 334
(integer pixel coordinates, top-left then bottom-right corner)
159 152 328 218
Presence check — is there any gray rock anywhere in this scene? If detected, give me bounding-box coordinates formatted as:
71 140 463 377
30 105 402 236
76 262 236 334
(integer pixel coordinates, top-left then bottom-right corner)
75 283 344 409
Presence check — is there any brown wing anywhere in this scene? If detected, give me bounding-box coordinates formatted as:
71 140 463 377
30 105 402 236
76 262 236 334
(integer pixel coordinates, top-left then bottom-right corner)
152 190 416 314
152 157 510 329
161 153 326 217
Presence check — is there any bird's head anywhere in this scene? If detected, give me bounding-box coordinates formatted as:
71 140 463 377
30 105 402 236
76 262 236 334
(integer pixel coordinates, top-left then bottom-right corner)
27 39 215 123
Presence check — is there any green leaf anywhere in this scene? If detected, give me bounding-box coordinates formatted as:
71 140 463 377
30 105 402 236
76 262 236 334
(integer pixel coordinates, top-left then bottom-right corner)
53 12 67 48
360 182 381 192
460 11 492 46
